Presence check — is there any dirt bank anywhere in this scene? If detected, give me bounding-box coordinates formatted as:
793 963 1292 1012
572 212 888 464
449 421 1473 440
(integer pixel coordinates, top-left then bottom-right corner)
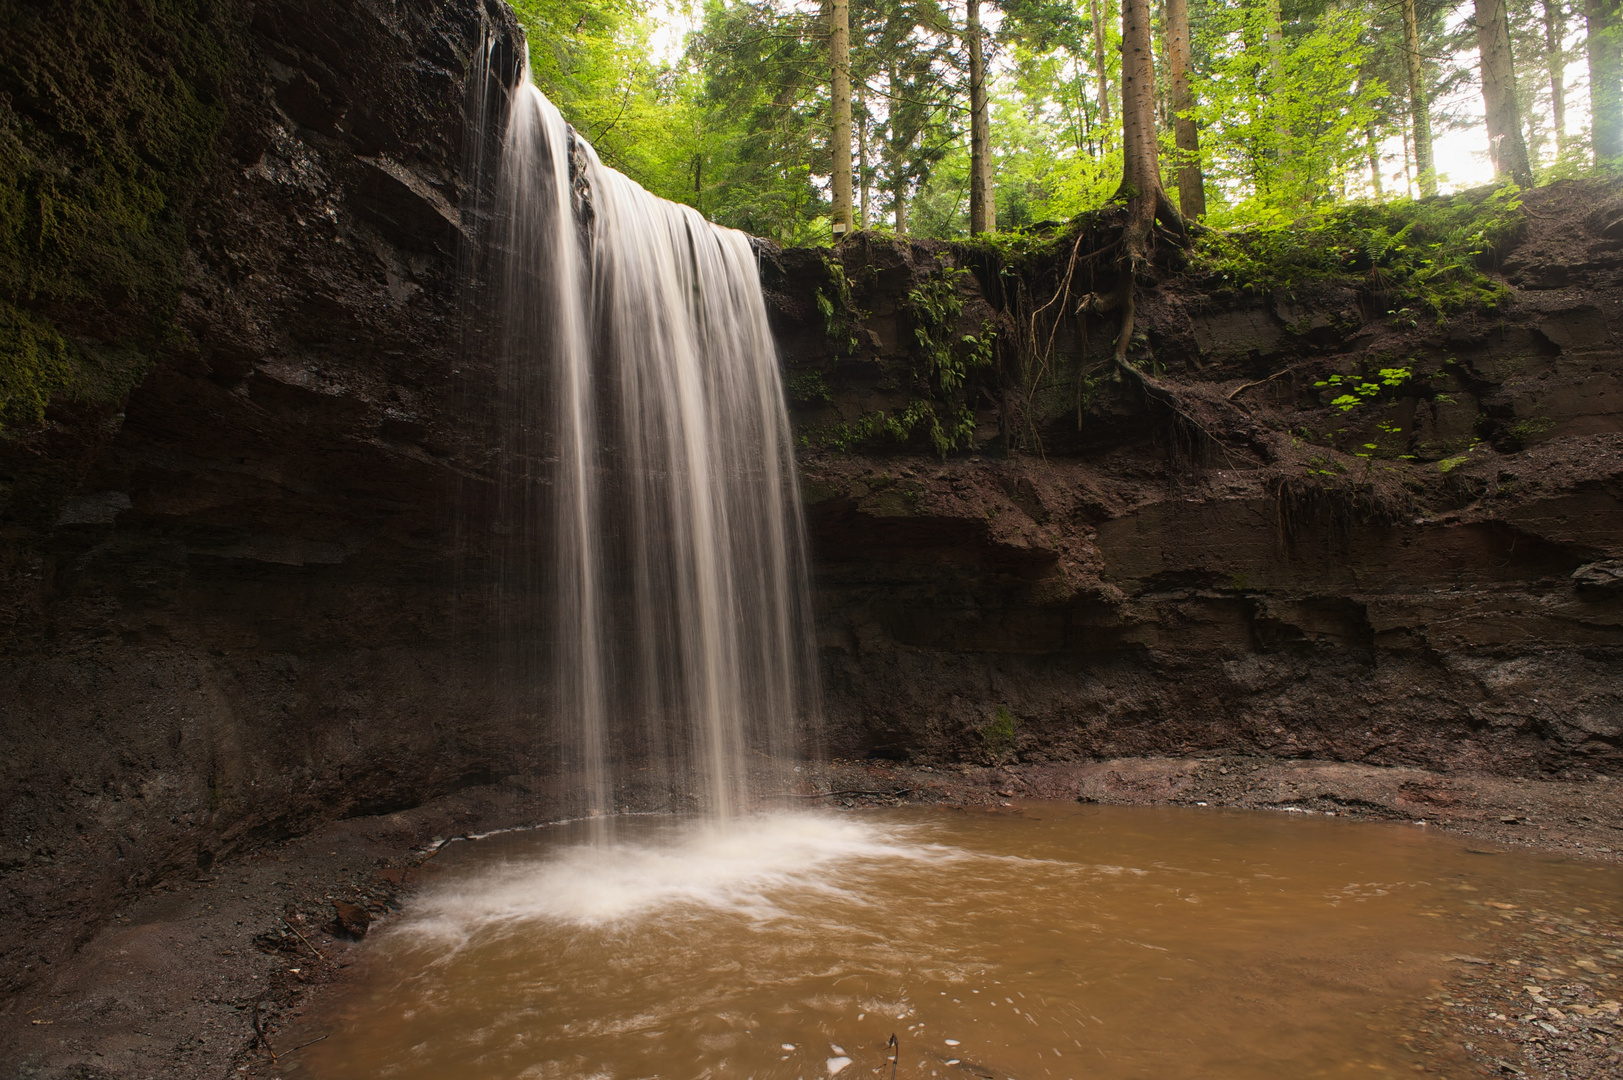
3 761 1618 1080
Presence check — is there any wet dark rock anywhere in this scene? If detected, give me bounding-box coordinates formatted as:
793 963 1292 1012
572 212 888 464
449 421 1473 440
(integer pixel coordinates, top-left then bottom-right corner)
1572 560 1623 593
764 182 1623 778
0 0 533 1002
332 901 370 940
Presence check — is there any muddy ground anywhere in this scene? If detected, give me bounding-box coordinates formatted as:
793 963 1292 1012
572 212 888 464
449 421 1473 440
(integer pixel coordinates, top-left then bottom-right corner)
2 757 1618 1080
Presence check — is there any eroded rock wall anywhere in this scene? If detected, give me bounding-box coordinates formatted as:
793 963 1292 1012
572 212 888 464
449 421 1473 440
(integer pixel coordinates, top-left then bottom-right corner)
0 0 538 995
762 192 1623 776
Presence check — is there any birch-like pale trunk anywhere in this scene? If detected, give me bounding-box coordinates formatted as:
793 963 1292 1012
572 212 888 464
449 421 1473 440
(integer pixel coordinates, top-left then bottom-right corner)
1475 0 1534 185
1403 0 1437 196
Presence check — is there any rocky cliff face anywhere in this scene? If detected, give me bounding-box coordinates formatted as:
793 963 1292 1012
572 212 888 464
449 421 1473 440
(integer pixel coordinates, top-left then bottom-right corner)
1 0 1619 1011
0 0 536 996
761 190 1623 778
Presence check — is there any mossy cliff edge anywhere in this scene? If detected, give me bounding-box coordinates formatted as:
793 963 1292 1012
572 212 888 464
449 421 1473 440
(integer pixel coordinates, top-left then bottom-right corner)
0 0 233 433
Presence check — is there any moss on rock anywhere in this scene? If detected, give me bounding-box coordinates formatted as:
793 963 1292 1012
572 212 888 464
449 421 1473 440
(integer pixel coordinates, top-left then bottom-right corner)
0 0 235 431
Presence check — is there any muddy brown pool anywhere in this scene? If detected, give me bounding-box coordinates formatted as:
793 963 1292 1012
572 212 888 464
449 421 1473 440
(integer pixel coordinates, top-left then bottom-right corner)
286 805 1623 1079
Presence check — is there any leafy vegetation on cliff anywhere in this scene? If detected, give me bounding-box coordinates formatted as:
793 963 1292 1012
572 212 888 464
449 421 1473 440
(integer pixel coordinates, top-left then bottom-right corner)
1192 186 1525 321
809 263 994 457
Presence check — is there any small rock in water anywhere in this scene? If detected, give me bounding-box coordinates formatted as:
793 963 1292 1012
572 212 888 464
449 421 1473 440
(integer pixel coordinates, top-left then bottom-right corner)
944 1039 960 1046
826 1055 852 1075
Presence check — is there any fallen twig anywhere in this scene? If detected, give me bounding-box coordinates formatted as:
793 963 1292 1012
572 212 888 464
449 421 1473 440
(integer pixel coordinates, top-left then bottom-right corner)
283 1033 330 1056
251 993 278 1064
282 919 332 968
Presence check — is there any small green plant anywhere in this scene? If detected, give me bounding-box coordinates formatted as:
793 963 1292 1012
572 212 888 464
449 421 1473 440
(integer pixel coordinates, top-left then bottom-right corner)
1505 416 1556 445
904 266 995 455
815 399 975 457
814 258 866 355
908 267 992 387
979 705 1019 764
1436 446 1480 472
1314 366 1411 411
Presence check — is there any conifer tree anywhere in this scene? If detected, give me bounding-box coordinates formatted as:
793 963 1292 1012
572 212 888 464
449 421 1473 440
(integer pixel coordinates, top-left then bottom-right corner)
1590 0 1623 160
1475 0 1534 185
831 0 855 235
968 0 997 232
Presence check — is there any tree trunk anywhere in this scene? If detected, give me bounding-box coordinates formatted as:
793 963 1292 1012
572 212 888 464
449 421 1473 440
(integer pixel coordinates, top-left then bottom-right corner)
857 90 870 229
1265 0 1288 180
1589 0 1623 160
1264 0 1284 79
1114 0 1180 362
1475 0 1534 185
1366 124 1384 196
1403 0 1437 196
1164 0 1204 218
1090 0 1112 130
968 0 996 234
1545 0 1567 147
1402 112 1415 195
830 0 854 236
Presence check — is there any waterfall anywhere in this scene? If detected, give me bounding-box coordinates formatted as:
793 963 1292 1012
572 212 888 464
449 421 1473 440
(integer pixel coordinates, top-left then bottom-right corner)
474 61 820 834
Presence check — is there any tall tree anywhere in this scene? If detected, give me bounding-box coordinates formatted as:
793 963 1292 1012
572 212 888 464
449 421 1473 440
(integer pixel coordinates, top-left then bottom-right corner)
1403 0 1438 195
1544 0 1568 148
1589 0 1623 159
1365 123 1384 195
968 0 997 232
857 89 871 227
1164 0 1204 217
1475 0 1534 184
831 0 855 235
1090 0 1113 129
1265 0 1288 174
1114 0 1179 361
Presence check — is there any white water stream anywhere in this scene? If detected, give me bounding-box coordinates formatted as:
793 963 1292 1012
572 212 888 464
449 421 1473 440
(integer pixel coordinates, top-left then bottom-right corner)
477 50 819 833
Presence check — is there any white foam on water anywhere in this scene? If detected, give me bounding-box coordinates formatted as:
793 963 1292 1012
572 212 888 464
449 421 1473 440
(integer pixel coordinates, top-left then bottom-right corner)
400 813 957 940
